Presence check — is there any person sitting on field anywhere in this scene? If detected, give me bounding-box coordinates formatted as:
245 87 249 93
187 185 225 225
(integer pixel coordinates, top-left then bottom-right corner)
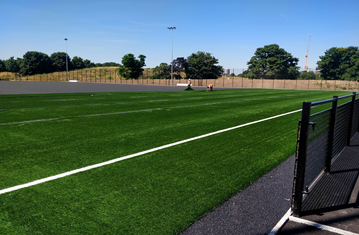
207 84 213 91
188 78 192 87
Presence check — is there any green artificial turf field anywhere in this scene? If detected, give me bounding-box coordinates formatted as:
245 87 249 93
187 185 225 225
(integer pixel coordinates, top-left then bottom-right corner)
0 89 352 234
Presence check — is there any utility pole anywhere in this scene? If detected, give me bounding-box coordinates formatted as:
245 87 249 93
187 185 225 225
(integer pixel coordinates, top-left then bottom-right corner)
167 27 176 86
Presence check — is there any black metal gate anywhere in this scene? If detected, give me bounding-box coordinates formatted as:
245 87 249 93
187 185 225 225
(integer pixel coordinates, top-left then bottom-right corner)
292 92 359 217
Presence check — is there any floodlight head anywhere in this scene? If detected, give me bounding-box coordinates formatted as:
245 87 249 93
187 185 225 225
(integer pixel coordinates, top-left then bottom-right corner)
64 38 67 41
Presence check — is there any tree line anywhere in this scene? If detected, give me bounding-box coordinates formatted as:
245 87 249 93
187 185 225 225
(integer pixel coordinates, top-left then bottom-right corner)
2 45 358 81
0 51 119 75
120 45 359 81
241 44 359 81
118 51 223 80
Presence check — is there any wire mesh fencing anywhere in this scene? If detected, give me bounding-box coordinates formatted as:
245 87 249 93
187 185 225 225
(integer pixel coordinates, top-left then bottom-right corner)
291 92 359 217
3 70 359 91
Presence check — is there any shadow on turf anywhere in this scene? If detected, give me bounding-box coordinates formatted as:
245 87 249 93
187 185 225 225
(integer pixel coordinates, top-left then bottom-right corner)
183 87 217 92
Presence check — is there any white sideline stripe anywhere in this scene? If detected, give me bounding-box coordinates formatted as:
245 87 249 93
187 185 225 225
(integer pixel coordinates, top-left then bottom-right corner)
268 208 292 235
289 216 359 235
0 108 302 195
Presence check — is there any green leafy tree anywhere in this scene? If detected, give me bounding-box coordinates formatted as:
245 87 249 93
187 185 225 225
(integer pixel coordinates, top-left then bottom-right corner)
0 60 6 72
238 70 249 78
299 71 316 80
247 44 299 79
118 54 146 79
72 56 85 69
172 57 187 79
84 59 96 68
16 58 22 69
185 51 223 79
102 62 119 67
20 51 53 75
50 52 70 71
317 47 359 81
151 63 171 79
95 63 103 67
5 57 20 72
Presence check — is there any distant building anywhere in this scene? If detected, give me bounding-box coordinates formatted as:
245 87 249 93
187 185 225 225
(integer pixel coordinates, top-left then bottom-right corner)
224 68 230 74
314 70 321 75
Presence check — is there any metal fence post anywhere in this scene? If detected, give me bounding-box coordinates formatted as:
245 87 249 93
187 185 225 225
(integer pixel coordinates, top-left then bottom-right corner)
347 92 356 145
326 96 338 173
292 102 312 217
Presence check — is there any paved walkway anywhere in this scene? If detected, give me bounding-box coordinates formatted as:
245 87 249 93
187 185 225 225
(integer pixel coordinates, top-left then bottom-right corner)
277 134 359 235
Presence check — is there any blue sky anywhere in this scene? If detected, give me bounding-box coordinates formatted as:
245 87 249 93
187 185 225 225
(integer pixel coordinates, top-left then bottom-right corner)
1 0 358 72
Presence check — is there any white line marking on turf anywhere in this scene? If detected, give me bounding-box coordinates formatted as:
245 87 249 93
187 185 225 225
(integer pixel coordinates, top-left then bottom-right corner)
268 208 292 235
289 216 359 235
0 108 302 195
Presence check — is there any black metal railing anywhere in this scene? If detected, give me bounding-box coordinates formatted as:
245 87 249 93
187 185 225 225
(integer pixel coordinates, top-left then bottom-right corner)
291 92 359 217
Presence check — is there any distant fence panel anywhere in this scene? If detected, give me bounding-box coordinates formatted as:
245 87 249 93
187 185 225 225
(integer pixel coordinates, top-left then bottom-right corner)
285 80 296 89
242 78 252 87
2 71 359 91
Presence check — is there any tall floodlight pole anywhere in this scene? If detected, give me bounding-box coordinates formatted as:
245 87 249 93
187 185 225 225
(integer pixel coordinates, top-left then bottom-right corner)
167 27 176 86
65 38 68 81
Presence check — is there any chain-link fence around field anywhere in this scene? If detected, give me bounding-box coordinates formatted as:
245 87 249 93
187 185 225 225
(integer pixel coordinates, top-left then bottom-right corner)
1 68 358 91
